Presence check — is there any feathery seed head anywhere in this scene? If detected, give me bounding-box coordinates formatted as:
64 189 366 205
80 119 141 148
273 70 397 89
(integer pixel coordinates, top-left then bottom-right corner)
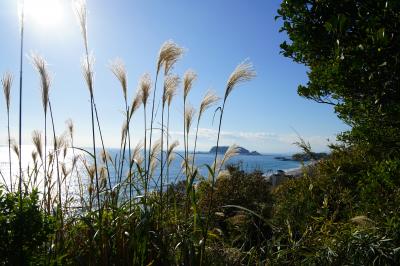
121 121 128 146
100 149 108 163
30 52 51 114
184 104 196 134
81 54 95 96
163 74 180 105
183 70 197 101
167 140 179 164
225 59 256 101
223 144 240 161
157 40 184 76
73 0 88 49
32 130 43 160
199 90 220 118
129 90 142 120
11 138 19 158
65 119 74 138
32 151 38 162
138 73 151 106
110 58 128 100
149 139 161 175
132 141 143 163
217 170 230 180
2 72 13 111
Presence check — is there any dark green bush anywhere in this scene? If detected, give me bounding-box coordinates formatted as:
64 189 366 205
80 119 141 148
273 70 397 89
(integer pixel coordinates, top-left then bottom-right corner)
0 189 54 265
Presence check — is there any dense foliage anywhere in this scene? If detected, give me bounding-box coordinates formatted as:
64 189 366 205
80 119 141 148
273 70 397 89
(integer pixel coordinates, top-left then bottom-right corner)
0 189 54 265
278 0 400 154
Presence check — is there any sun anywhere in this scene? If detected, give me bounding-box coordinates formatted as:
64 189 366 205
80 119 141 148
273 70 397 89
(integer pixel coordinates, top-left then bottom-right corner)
22 0 64 28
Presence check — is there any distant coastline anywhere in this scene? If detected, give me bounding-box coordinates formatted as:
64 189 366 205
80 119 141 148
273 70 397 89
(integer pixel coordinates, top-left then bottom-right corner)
196 146 262 156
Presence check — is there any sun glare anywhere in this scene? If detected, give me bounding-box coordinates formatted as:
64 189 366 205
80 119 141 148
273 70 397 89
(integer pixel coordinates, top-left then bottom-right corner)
22 0 64 28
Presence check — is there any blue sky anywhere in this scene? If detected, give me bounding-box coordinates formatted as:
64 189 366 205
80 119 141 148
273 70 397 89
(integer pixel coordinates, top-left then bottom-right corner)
0 0 348 153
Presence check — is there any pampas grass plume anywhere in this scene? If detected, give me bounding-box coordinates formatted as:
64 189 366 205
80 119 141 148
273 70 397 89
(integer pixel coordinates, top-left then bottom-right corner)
110 58 128 100
183 70 197 101
157 40 184 76
225 59 256 101
2 72 13 111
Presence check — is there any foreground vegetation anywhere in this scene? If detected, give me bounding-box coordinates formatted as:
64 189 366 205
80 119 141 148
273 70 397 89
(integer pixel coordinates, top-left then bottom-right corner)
1 0 400 265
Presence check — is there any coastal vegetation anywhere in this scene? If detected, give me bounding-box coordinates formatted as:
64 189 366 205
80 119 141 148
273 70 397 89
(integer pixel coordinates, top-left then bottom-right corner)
0 0 399 265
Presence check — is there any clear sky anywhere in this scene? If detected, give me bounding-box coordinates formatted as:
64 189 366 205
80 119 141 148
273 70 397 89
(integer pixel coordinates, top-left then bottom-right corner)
0 0 348 153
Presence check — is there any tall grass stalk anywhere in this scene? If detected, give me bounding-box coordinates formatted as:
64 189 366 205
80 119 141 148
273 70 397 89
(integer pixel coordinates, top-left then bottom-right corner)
192 90 220 171
30 52 51 213
202 59 255 263
110 59 132 209
2 72 13 192
148 41 183 189
160 74 180 216
18 0 25 204
74 0 102 231
139 73 151 207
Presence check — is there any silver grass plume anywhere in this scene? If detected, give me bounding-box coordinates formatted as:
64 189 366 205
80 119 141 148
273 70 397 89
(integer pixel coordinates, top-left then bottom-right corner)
183 70 197 101
163 74 180 105
121 121 128 147
167 140 179 165
54 134 67 151
199 90 220 118
217 170 230 180
11 138 19 158
225 59 256 101
157 40 184 76
100 149 109 163
218 144 239 172
32 130 43 160
32 151 37 163
166 80 178 107
30 52 51 115
2 72 13 111
139 73 151 106
110 58 128 101
65 119 74 138
81 54 95 96
150 139 161 163
129 91 142 120
73 0 88 50
184 104 196 135
131 141 143 164
149 139 161 176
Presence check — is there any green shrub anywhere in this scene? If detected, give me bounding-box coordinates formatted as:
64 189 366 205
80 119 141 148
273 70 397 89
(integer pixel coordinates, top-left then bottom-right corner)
0 189 54 265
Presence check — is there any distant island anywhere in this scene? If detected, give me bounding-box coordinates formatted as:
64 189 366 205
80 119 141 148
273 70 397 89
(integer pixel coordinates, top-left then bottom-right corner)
208 146 261 156
275 152 328 162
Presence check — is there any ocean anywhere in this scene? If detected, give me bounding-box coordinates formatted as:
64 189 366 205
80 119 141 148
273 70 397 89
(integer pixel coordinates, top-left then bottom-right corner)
0 145 302 193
